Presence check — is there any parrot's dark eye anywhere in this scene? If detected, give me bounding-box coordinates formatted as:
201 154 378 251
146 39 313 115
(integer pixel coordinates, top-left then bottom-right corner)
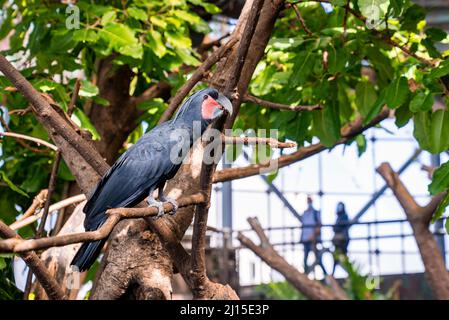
203 94 208 100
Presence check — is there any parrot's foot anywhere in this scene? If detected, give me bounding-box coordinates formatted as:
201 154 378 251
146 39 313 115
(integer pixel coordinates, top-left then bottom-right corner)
163 197 178 215
147 198 165 220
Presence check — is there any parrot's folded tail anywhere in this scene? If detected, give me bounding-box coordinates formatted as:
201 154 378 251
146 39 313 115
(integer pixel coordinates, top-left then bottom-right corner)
70 239 105 272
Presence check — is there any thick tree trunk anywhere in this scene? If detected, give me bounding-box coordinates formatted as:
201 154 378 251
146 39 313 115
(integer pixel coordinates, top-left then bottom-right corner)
91 0 284 299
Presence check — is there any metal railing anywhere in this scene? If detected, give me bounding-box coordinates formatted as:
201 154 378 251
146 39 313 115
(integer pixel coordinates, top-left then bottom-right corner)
201 217 448 286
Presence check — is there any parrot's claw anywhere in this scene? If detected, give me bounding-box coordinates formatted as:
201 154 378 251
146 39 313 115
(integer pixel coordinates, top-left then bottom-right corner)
163 197 178 215
147 198 165 220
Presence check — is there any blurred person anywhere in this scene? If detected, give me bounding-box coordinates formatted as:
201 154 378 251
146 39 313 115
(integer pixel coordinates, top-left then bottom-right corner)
300 195 326 275
332 202 350 275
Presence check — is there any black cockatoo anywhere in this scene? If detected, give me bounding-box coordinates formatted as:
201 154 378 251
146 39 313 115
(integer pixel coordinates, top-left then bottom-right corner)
71 88 232 271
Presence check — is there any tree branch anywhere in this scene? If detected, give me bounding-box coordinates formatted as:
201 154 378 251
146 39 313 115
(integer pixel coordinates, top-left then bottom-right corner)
0 131 58 151
243 93 322 111
16 190 48 222
238 217 345 300
289 3 313 36
0 193 206 253
222 135 296 148
9 194 86 231
376 162 449 299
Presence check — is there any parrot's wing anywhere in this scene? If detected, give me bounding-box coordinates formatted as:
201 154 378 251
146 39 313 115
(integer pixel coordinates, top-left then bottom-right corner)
83 128 179 230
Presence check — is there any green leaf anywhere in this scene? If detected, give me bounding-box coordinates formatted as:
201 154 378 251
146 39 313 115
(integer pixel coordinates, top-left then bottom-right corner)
100 11 117 26
364 89 386 124
72 109 100 140
428 59 449 79
147 29 167 58
0 171 28 198
188 0 221 14
355 134 367 156
395 101 413 128
128 7 148 21
269 37 304 50
429 161 449 195
165 30 191 49
413 109 449 153
73 29 99 43
175 48 200 66
289 52 314 86
432 192 449 224
312 82 341 146
358 0 389 26
355 81 377 117
385 76 409 109
328 47 348 74
426 27 448 42
79 80 99 98
100 23 143 59
0 258 5 270
409 90 433 112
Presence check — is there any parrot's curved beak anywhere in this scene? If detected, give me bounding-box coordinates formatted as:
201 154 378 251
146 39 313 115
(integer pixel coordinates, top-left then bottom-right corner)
216 93 233 116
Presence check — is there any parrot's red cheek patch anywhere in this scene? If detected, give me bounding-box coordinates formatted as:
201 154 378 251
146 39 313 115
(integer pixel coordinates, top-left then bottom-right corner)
201 96 220 119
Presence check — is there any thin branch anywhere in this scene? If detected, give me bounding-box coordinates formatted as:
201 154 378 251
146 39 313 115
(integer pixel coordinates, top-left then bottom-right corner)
222 135 297 148
345 7 435 67
377 162 446 224
16 190 48 222
290 3 313 36
0 131 58 151
243 93 322 111
238 217 344 300
131 81 171 107
157 38 238 124
198 32 232 54
0 193 206 253
9 194 86 231
0 221 66 300
214 107 390 183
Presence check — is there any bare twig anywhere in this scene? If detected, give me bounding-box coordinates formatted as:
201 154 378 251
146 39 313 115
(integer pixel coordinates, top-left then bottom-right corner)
243 93 322 111
0 193 206 253
222 135 296 148
8 106 32 116
10 194 86 231
16 190 48 222
290 3 313 36
0 131 58 151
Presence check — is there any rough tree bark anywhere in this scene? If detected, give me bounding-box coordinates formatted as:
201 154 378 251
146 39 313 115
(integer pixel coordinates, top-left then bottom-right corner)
377 162 449 300
91 0 285 299
238 217 348 300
